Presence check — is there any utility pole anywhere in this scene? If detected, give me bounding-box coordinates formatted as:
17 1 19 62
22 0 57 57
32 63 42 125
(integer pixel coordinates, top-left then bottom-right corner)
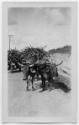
8 35 15 50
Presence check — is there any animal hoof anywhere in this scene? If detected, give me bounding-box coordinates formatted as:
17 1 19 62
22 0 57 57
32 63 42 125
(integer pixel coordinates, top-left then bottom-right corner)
42 87 46 91
26 87 29 91
32 87 35 91
40 84 44 88
23 78 27 80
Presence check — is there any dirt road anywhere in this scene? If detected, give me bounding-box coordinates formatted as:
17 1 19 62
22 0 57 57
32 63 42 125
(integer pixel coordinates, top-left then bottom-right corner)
8 72 72 117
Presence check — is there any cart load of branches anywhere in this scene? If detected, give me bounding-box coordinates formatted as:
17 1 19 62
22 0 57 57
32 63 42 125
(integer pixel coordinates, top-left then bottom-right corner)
20 47 49 65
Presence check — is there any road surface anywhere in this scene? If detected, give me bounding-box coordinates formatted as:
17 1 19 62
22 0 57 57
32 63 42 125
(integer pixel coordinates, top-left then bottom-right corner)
8 72 72 117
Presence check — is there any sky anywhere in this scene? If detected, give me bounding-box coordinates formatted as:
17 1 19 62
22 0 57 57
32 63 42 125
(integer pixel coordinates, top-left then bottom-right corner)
8 7 72 51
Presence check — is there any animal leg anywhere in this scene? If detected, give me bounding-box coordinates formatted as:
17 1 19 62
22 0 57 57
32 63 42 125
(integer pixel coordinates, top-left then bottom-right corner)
41 80 43 87
42 79 46 90
26 79 29 91
32 77 35 90
41 76 44 88
43 80 46 89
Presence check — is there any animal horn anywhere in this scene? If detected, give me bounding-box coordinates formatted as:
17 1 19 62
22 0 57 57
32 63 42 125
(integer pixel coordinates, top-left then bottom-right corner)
56 60 63 66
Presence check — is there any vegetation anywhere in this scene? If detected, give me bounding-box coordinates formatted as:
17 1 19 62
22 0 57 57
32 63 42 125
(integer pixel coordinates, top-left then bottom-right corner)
8 49 21 64
20 47 48 64
8 47 49 70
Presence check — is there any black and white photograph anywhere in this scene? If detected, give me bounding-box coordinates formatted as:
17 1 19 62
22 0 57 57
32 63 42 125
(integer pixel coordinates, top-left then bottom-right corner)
2 2 77 123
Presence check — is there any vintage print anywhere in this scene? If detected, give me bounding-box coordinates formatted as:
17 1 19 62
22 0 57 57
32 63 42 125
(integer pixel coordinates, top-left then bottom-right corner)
2 2 77 123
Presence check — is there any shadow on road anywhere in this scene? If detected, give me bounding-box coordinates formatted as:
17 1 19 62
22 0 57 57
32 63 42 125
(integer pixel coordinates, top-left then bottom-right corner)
34 80 71 93
48 81 71 93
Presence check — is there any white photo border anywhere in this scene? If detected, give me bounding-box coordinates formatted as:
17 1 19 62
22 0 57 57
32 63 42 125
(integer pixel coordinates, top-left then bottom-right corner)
2 2 77 123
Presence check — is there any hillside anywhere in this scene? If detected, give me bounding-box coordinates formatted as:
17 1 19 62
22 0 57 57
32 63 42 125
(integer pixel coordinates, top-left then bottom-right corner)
49 45 71 55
